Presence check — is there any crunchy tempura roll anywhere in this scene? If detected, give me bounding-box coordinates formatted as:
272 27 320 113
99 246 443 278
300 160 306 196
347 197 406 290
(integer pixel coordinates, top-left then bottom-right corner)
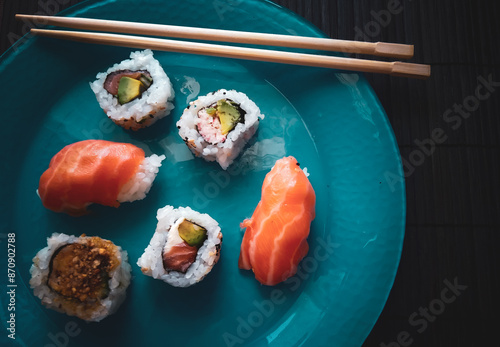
30 233 131 322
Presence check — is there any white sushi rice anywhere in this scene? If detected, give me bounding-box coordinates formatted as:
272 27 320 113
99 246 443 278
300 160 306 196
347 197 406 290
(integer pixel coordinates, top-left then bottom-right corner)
137 206 222 287
90 49 175 130
117 154 165 203
177 89 264 169
29 233 131 322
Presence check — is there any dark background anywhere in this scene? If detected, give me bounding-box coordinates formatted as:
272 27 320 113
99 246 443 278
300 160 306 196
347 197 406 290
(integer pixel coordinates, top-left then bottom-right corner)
1 0 499 346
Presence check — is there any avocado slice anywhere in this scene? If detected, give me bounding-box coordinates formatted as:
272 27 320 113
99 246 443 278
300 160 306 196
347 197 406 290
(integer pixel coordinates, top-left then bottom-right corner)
117 76 145 105
178 220 207 248
217 99 241 135
205 107 216 116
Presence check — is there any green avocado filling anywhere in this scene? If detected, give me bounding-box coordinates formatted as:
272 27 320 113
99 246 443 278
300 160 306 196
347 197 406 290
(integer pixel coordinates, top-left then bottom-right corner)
117 74 152 105
217 99 242 135
205 107 217 116
178 220 207 248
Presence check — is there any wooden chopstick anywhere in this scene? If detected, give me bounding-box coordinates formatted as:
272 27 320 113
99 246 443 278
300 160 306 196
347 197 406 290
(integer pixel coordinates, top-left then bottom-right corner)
30 28 430 79
29 29 430 79
17 14 414 59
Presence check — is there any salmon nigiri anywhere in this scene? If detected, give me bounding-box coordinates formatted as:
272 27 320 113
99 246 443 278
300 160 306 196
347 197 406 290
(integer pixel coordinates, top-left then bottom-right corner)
238 156 316 286
38 140 165 216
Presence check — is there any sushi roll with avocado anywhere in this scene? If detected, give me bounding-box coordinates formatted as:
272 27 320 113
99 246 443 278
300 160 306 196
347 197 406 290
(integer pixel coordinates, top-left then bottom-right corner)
177 89 264 169
137 206 222 287
29 233 131 322
90 49 175 130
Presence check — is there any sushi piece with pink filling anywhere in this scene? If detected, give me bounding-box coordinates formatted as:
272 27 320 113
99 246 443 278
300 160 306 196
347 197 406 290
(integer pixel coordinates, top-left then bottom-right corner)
177 89 264 170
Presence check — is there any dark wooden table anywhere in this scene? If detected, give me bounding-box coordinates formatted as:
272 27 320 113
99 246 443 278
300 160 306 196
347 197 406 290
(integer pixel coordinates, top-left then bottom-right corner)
2 1 499 346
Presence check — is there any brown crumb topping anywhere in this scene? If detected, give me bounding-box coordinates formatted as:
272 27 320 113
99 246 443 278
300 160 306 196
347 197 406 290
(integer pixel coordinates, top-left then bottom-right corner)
48 237 119 303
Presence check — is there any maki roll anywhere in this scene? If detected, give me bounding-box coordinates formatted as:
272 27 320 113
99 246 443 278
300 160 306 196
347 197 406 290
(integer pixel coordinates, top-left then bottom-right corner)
137 206 222 287
38 140 165 216
90 49 175 130
30 233 131 322
177 89 264 169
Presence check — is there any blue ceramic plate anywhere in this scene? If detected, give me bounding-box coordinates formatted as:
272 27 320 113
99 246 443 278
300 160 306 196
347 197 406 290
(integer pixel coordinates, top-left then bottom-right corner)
0 1 405 346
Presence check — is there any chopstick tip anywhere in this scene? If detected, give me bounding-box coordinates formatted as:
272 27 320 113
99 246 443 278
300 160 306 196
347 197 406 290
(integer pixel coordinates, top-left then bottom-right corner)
392 62 431 79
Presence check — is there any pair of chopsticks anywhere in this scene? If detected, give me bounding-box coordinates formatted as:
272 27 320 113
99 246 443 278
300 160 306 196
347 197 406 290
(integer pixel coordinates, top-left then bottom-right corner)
16 14 430 79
